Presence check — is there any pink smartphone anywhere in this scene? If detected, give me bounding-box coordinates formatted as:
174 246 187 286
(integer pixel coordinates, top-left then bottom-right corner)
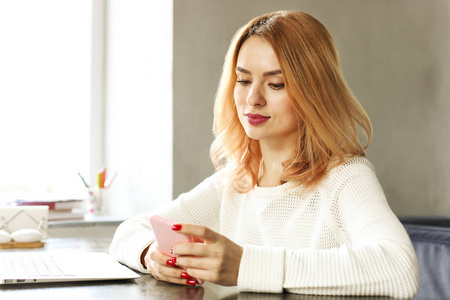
149 215 204 284
149 215 194 255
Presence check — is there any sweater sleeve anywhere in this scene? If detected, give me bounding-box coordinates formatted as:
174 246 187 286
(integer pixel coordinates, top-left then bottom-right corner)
108 213 155 273
109 172 223 273
238 245 285 293
237 160 419 298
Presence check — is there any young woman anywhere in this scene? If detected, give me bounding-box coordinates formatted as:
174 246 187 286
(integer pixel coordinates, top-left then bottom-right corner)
110 11 419 298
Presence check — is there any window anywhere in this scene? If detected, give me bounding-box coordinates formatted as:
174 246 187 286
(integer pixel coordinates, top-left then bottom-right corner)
0 1 173 215
103 0 173 215
0 1 92 202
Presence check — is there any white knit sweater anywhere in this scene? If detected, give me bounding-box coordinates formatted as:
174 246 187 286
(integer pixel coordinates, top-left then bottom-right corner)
109 157 419 298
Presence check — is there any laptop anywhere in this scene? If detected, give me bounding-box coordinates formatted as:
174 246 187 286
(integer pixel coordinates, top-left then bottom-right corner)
0 251 140 284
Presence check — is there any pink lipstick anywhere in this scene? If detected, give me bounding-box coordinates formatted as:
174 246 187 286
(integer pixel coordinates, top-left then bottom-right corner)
245 113 270 126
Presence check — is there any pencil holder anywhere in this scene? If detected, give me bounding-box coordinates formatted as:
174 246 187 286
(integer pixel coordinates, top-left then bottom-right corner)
90 188 107 215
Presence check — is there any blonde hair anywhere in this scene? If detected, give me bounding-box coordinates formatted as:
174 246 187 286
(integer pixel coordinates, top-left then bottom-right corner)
210 10 372 193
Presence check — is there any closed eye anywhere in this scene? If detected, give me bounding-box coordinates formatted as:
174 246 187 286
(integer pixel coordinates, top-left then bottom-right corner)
237 80 251 86
269 83 285 90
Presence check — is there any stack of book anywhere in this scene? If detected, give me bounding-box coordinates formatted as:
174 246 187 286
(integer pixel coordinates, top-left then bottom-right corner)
10 197 89 221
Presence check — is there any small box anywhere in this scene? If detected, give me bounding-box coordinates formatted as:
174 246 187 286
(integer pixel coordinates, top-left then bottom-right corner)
0 206 49 239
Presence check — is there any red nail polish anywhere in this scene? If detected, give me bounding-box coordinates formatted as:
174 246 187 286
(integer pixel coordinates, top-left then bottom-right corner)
167 259 176 267
172 224 182 231
186 279 196 286
180 272 191 279
172 257 177 264
169 247 173 255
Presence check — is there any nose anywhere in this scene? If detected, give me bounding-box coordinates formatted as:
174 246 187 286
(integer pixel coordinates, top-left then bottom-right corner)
246 84 266 106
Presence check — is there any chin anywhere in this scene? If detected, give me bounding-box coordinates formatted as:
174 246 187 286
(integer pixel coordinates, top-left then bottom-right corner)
243 130 263 141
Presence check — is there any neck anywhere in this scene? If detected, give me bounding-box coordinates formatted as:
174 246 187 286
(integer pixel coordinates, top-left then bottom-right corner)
258 139 295 187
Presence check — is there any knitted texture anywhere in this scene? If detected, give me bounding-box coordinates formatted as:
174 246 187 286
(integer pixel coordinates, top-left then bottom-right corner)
109 157 419 298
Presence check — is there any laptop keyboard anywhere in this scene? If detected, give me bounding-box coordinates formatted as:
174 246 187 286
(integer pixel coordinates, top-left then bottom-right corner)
0 253 76 278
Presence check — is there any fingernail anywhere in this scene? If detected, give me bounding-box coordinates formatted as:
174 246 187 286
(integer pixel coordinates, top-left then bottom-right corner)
167 259 176 267
169 247 173 255
172 224 182 231
180 272 191 279
172 257 177 264
186 279 196 286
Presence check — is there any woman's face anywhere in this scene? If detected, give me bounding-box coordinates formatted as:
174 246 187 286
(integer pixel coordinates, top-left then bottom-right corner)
234 36 299 147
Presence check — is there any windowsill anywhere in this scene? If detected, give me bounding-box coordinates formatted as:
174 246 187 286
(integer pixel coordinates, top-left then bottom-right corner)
48 214 130 228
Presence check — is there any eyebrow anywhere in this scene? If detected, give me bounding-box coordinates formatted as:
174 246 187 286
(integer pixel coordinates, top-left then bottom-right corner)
236 66 282 77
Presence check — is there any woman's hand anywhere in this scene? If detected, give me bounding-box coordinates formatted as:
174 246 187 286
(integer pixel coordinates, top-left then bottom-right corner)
171 224 244 286
143 242 199 286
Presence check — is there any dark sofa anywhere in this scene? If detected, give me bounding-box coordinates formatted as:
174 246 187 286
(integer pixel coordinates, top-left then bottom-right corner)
400 217 450 300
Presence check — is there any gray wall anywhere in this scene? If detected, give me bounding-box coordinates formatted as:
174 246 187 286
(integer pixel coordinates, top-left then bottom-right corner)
173 0 450 217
